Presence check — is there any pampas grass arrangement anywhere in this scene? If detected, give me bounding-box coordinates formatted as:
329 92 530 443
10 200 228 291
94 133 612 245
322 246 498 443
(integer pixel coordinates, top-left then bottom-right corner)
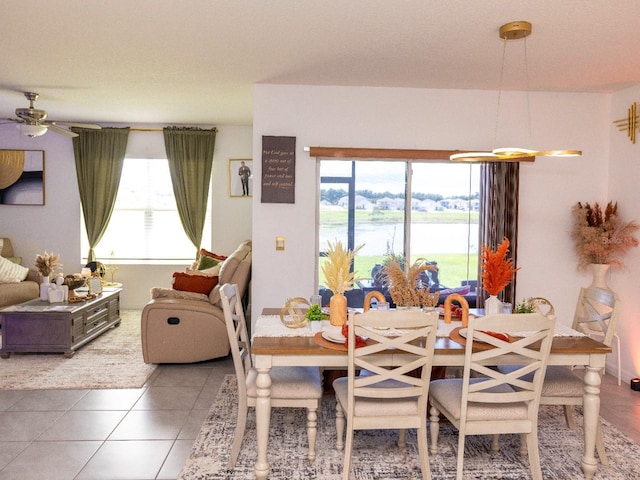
571 201 639 270
321 240 364 294
34 251 62 278
381 254 440 307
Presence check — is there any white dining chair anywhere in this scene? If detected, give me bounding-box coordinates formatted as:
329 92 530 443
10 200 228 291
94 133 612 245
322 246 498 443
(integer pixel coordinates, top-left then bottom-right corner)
429 312 555 480
220 283 323 467
529 289 619 464
572 286 621 385
333 308 438 480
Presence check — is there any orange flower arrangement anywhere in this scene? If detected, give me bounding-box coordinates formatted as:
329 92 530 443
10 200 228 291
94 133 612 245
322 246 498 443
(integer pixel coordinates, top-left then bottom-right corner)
480 237 520 296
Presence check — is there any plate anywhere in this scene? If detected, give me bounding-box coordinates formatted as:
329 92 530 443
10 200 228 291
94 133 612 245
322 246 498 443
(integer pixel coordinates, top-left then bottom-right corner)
322 331 346 344
458 327 468 338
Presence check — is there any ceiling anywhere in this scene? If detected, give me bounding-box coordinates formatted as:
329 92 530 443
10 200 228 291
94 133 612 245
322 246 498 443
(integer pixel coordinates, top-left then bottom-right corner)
2 1 640 128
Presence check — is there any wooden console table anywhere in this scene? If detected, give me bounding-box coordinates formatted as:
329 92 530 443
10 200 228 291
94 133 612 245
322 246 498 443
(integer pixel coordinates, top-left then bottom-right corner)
0 288 121 358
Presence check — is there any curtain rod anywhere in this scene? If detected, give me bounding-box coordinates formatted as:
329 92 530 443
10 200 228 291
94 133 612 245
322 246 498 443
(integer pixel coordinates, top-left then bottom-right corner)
129 127 218 133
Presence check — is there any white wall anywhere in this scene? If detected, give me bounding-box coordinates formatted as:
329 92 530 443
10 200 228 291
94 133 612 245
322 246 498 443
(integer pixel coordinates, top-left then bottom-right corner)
0 124 253 309
609 86 640 382
251 84 637 379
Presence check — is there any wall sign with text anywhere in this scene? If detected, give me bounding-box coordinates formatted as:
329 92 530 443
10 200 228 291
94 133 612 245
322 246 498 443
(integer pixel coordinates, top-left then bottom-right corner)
261 136 296 204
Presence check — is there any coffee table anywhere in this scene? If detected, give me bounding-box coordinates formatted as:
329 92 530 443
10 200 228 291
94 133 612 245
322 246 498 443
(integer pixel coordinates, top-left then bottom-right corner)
0 287 121 358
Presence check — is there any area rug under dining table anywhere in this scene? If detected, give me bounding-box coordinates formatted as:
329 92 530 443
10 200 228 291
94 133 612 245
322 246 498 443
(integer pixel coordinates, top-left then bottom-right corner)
0 310 156 390
180 375 639 480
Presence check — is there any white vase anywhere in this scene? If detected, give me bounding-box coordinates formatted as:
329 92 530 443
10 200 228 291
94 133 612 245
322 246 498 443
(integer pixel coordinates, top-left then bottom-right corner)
485 295 503 315
588 263 611 290
39 276 50 300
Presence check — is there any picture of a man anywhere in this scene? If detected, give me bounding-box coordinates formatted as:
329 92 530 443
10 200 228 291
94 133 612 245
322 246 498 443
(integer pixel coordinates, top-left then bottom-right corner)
238 160 251 196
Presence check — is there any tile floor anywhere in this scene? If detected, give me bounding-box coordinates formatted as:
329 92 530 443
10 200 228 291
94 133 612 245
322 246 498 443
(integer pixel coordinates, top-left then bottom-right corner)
0 359 638 480
0 356 234 480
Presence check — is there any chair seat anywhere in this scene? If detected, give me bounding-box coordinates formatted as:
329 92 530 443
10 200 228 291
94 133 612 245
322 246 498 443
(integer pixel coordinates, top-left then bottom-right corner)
333 376 420 417
247 366 323 399
498 365 584 397
430 378 528 421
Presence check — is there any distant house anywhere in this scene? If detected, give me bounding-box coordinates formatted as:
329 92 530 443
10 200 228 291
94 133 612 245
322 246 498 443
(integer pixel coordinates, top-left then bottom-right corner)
415 199 438 211
376 197 404 210
337 195 373 209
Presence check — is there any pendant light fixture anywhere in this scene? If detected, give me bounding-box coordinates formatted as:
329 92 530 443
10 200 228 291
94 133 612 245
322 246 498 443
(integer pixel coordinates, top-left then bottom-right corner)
450 21 581 162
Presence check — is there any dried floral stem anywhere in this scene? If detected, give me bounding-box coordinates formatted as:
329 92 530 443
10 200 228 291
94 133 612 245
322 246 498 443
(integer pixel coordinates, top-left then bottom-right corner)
381 254 440 307
480 237 519 296
34 251 62 278
571 201 639 269
321 240 364 294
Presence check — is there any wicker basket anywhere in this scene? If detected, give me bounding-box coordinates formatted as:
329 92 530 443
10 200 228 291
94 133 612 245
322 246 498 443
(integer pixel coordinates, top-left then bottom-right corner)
280 297 311 328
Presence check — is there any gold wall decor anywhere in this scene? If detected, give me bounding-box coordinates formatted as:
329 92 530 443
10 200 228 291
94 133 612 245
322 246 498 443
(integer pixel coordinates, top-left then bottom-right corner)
613 102 639 144
0 150 45 205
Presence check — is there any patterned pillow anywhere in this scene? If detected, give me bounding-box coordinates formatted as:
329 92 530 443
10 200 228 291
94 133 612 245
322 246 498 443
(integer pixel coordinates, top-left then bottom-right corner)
0 255 29 283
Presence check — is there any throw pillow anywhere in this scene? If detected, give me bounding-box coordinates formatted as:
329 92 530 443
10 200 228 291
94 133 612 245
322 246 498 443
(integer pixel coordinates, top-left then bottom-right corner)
0 255 29 283
199 248 228 262
172 272 219 295
150 287 209 302
197 254 219 270
189 263 221 277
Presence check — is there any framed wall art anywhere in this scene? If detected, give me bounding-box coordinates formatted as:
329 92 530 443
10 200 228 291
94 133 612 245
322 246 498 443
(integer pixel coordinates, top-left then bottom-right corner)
0 149 45 205
229 158 253 197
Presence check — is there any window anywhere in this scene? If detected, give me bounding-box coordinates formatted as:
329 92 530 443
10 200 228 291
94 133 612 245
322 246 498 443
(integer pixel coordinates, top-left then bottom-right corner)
318 159 479 305
81 158 211 262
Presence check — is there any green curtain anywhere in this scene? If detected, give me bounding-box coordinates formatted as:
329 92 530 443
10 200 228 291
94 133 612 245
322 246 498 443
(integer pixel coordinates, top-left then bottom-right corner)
163 127 216 255
71 127 130 262
478 162 520 308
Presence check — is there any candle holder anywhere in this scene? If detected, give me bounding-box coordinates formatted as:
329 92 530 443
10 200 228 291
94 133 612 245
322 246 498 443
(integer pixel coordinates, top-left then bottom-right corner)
81 268 93 295
631 378 640 391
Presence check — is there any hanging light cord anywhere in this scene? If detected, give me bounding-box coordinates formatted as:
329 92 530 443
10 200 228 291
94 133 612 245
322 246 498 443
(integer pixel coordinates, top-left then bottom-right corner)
524 34 533 146
493 35 508 148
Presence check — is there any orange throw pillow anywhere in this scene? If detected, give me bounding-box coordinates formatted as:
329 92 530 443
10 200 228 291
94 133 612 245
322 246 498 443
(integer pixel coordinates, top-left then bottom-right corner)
199 248 228 261
172 272 219 295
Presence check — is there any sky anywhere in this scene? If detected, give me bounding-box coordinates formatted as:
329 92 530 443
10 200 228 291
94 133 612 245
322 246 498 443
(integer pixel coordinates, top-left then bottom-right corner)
321 160 480 197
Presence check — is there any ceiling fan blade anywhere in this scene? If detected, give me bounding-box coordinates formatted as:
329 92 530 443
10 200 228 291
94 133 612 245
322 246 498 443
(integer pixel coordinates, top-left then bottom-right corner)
50 121 101 130
46 124 79 138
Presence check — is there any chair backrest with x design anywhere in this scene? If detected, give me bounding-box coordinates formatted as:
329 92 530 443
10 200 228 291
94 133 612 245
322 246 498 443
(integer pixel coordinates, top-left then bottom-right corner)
572 286 620 348
220 283 252 399
347 308 438 418
460 313 556 432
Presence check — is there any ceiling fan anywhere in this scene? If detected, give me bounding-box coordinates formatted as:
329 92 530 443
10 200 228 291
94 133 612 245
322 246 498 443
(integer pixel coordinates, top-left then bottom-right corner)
0 91 101 138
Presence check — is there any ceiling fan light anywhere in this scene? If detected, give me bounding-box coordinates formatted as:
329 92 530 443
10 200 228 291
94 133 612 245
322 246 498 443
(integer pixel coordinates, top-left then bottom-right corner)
17 123 47 137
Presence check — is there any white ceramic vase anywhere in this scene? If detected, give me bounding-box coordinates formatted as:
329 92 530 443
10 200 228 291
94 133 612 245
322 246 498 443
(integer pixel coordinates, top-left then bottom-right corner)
39 276 50 301
485 294 503 316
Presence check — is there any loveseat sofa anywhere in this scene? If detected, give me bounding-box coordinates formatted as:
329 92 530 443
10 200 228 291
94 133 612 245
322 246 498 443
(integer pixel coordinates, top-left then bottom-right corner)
141 240 251 363
0 238 39 309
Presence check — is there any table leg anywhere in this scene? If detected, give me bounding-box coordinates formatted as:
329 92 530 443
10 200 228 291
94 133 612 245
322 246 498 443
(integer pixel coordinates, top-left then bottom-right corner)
254 365 272 480
581 364 602 480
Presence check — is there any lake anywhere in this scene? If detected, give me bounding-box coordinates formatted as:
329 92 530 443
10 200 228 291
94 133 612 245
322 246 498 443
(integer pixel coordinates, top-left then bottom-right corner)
320 223 479 256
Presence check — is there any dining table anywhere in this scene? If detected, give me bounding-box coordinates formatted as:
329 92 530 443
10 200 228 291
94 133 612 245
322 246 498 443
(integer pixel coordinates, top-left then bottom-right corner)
250 308 612 480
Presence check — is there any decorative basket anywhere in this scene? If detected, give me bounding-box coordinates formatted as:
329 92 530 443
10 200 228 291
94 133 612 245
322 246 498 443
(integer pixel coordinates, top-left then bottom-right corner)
280 297 311 328
63 274 85 291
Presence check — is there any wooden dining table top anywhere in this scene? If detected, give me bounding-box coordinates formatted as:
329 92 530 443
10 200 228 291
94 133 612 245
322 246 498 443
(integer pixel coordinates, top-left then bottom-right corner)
251 308 612 357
